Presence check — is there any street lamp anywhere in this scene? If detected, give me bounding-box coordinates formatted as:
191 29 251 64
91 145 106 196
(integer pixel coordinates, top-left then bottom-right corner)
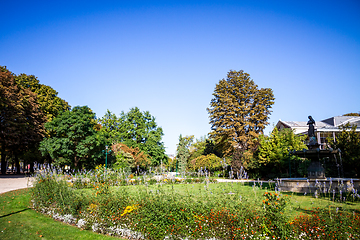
102 145 111 168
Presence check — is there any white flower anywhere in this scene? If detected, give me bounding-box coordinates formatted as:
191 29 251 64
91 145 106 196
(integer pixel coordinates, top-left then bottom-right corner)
92 223 100 232
76 219 87 228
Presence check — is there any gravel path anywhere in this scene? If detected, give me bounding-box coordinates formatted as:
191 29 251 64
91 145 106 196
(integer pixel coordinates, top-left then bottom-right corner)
0 175 34 194
0 175 262 194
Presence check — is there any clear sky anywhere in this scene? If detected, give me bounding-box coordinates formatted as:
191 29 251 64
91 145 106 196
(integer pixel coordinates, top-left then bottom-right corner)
1 0 359 154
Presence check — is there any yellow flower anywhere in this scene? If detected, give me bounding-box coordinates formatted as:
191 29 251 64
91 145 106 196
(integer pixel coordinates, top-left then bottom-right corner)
121 204 139 216
88 203 98 214
193 214 204 220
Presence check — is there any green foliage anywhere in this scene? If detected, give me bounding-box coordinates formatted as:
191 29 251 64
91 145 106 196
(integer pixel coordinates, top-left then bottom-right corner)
1 66 70 174
97 109 120 142
188 137 223 162
343 112 360 116
203 138 223 157
328 123 360 177
176 134 193 172
253 128 307 178
111 143 150 170
188 135 207 160
0 66 46 174
40 106 106 169
14 73 70 122
189 153 223 172
262 192 290 237
99 107 167 166
207 70 275 157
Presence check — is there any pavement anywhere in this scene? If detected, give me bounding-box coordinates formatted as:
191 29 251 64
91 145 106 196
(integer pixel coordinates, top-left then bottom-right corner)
0 175 263 195
216 179 256 183
0 175 34 194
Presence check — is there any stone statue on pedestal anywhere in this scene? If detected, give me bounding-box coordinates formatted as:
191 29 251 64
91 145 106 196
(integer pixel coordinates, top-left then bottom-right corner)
307 116 318 148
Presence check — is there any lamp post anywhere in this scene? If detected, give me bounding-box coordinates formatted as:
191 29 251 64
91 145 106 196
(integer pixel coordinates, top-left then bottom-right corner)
102 145 111 169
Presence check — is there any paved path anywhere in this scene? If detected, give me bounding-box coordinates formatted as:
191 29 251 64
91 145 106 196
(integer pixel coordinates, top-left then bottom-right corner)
216 179 256 183
0 175 34 194
0 176 265 194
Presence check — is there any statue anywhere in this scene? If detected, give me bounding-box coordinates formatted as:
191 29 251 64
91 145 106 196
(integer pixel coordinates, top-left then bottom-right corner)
307 115 318 147
307 115 315 137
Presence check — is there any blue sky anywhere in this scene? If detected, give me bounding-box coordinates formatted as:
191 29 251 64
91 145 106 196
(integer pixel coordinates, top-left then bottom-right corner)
1 0 359 154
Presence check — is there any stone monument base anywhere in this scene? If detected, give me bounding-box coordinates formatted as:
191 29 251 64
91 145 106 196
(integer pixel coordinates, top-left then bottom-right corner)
278 178 360 193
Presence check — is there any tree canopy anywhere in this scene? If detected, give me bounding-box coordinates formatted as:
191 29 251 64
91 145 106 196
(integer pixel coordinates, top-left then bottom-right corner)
253 128 307 178
112 143 150 170
0 66 46 174
328 123 360 177
99 107 167 166
343 113 360 116
39 106 106 169
14 73 70 122
175 134 193 172
207 70 275 156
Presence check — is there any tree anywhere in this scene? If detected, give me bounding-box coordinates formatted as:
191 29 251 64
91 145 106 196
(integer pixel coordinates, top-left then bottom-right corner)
203 139 222 158
39 106 105 169
14 73 70 122
0 66 46 174
328 123 360 177
189 154 223 172
188 136 206 160
254 128 307 178
98 110 121 142
343 113 360 116
99 107 167 166
175 134 193 172
207 70 275 156
111 143 150 170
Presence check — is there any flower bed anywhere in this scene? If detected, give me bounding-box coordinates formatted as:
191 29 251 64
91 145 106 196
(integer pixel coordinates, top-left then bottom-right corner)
31 167 360 239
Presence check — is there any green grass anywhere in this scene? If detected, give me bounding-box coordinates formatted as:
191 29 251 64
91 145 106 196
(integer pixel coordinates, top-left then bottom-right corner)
0 189 121 240
112 181 360 217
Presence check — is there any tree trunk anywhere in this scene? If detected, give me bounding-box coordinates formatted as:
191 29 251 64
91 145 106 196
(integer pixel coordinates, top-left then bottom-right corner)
15 153 21 174
30 162 34 173
74 156 78 170
1 147 7 175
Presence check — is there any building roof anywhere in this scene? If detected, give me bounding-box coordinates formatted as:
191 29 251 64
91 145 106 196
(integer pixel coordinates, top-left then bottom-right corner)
276 116 360 133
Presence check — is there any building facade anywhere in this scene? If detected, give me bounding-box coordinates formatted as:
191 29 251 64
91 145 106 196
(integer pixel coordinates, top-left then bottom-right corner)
276 116 360 149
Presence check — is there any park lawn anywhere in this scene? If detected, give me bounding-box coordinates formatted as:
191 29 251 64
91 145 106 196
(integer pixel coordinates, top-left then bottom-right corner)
110 181 360 218
0 188 122 240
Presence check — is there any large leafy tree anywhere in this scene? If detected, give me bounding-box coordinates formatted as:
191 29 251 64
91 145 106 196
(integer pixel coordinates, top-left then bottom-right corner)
189 154 223 172
111 143 150 170
328 124 360 177
99 107 167 166
39 106 105 169
0 67 46 174
176 134 193 172
207 70 275 156
98 110 120 142
253 128 307 178
189 136 207 161
14 73 70 122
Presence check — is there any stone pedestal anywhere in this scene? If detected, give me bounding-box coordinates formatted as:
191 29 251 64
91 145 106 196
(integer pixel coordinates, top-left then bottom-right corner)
279 178 360 193
307 161 325 179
